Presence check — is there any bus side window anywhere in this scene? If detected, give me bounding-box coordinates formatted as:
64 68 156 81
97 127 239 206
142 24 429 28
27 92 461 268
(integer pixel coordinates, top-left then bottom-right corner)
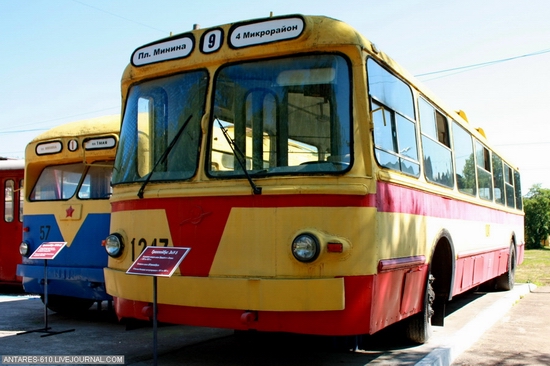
476 141 493 201
452 122 476 196
19 179 24 222
504 163 515 208
492 154 505 205
368 59 419 177
514 170 522 210
137 97 153 177
419 97 454 188
4 179 14 223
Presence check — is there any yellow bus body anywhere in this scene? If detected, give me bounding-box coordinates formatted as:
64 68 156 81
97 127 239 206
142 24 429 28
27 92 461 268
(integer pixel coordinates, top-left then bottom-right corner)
104 15 523 339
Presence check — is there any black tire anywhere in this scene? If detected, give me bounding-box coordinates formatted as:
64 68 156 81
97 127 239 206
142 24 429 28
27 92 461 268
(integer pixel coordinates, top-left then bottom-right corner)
41 294 94 314
495 244 516 291
405 274 435 344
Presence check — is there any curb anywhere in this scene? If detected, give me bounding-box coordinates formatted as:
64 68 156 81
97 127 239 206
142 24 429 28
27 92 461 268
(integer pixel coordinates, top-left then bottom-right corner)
415 283 535 366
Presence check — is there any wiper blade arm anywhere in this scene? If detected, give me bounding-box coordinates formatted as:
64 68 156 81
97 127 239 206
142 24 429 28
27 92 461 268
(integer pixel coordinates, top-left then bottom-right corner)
215 117 262 195
137 114 193 199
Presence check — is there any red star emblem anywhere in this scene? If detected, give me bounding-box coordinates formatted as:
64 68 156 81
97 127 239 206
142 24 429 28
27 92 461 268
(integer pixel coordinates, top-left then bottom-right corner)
66 206 75 218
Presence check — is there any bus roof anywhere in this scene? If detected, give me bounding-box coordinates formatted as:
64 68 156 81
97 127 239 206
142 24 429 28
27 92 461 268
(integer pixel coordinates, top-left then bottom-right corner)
0 159 25 170
122 14 517 170
30 115 120 143
122 15 372 80
123 15 463 123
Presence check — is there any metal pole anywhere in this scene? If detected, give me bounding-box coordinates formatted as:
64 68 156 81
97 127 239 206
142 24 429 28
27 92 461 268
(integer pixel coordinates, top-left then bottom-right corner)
153 276 158 366
44 259 48 330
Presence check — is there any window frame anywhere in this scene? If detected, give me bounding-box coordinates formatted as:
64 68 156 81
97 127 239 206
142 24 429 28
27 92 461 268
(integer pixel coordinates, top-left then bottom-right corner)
207 53 353 178
475 140 494 202
368 58 419 177
4 179 15 223
418 97 454 188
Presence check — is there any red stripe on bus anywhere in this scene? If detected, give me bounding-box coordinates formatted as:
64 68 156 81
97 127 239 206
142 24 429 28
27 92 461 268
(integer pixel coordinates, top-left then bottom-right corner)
112 181 522 225
111 193 376 212
376 182 523 225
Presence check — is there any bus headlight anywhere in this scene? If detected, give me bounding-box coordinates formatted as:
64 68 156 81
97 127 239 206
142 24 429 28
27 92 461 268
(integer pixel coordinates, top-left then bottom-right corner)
104 233 124 258
19 241 30 257
292 233 320 262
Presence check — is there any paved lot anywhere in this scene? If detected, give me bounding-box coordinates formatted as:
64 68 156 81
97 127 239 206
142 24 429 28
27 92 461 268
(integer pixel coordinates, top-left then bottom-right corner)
0 294 232 365
452 285 550 366
0 284 539 365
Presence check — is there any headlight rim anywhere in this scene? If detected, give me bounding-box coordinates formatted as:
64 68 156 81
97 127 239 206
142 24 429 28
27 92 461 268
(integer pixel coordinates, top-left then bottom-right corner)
19 241 30 257
291 233 320 263
105 233 124 258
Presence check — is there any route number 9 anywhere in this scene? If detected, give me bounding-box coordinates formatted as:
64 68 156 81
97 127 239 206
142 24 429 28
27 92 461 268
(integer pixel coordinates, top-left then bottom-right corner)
201 29 223 53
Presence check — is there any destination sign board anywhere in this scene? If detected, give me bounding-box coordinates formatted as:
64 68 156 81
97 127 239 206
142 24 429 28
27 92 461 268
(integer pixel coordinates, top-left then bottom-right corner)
229 16 304 48
131 16 305 66
84 136 117 150
36 141 62 156
131 34 194 66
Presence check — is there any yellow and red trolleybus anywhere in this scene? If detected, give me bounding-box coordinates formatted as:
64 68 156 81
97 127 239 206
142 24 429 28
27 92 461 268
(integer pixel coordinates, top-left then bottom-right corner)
104 15 523 343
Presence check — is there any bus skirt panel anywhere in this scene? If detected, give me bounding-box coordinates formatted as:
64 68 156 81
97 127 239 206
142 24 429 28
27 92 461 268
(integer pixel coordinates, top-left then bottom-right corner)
106 266 428 336
16 264 111 301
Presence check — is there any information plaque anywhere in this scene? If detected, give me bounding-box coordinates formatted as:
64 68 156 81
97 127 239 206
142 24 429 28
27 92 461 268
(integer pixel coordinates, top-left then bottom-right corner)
126 247 191 277
29 242 67 260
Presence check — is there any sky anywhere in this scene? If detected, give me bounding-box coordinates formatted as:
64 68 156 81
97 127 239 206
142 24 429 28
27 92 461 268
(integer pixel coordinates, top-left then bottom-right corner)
1 0 549 191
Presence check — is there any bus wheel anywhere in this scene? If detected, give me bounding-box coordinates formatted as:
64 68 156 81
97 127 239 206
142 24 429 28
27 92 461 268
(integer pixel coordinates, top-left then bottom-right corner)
405 274 435 344
41 294 94 314
495 244 516 291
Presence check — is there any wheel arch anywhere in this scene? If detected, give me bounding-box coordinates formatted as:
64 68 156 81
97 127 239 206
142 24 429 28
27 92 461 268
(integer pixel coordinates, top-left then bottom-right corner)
429 228 456 302
510 231 518 262
427 229 456 327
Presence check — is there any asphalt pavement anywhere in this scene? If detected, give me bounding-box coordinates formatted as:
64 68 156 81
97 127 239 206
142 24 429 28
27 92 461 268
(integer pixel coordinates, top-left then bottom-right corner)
0 283 548 365
450 285 550 366
418 284 550 366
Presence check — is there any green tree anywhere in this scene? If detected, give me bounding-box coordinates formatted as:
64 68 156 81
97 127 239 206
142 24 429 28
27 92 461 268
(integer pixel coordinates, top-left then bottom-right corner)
523 184 550 249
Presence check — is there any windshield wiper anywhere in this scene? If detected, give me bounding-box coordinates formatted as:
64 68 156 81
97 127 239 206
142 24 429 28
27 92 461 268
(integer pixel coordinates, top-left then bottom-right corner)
215 117 262 195
137 114 193 199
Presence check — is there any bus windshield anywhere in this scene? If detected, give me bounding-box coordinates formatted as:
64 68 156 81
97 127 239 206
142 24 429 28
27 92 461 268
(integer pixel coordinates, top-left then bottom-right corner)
113 71 208 184
209 54 352 176
30 161 113 201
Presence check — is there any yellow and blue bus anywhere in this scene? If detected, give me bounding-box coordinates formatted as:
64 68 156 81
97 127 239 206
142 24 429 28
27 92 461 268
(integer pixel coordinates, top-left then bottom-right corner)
0 159 24 287
18 116 119 312
104 15 523 343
